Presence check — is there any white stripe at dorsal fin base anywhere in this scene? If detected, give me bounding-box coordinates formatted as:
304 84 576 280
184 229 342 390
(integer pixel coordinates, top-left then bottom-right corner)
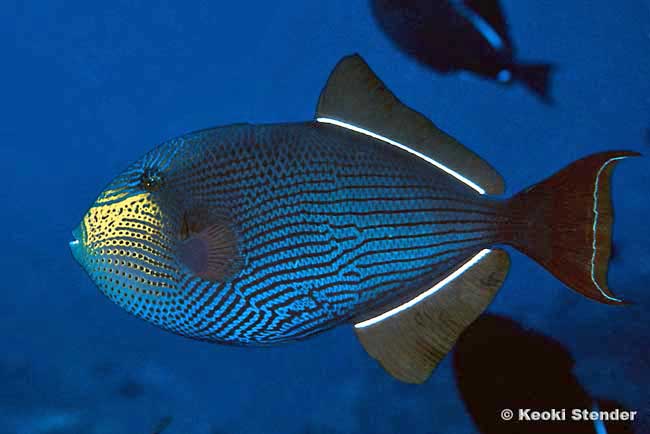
315 54 505 196
354 249 510 384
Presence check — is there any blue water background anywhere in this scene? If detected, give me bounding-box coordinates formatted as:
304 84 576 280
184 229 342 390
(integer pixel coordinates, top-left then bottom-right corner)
1 1 649 432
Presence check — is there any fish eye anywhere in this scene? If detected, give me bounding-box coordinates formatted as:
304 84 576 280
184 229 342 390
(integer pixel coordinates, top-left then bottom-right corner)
140 168 163 191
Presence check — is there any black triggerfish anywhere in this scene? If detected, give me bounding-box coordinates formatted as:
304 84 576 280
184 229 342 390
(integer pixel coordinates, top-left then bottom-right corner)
371 0 554 101
70 55 637 383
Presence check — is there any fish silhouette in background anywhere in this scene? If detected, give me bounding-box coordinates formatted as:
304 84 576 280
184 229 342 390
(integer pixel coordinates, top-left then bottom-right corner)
454 314 637 433
70 55 637 384
371 0 554 101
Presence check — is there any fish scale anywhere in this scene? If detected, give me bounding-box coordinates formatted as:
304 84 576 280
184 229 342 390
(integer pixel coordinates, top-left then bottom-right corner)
128 122 501 344
73 121 501 344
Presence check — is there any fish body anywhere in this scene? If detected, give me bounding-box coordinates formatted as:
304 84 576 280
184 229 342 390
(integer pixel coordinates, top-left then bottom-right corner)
371 0 553 101
71 55 636 383
73 122 501 345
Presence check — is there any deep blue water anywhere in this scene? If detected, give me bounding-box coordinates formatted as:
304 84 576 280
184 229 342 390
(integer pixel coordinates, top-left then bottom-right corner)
2 1 649 433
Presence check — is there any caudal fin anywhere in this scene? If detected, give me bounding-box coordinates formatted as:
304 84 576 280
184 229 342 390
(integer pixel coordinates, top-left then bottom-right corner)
502 151 640 304
513 62 553 102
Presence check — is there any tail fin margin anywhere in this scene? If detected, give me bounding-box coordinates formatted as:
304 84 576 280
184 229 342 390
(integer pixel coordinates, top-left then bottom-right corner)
503 151 640 304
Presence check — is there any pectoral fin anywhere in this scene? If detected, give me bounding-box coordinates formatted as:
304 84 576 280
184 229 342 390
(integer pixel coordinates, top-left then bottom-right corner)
178 208 243 282
354 249 510 384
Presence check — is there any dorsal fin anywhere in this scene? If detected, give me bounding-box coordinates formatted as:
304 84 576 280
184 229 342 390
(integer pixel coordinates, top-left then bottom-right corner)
354 249 510 384
316 54 504 195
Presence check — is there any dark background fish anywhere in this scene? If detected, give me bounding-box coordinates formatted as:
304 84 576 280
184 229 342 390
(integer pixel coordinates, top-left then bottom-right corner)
1 0 649 433
371 0 554 101
454 314 637 434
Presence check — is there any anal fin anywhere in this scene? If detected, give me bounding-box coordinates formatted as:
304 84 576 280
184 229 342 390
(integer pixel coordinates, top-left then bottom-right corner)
354 249 510 384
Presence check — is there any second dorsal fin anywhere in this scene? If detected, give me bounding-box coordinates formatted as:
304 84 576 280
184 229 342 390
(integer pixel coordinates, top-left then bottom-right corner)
316 54 504 195
354 249 510 384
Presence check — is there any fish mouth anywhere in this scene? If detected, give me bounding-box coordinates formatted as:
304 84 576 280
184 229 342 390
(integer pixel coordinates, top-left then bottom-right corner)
70 225 82 246
69 225 85 263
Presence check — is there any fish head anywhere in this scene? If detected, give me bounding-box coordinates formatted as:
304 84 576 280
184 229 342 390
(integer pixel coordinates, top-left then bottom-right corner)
70 143 187 317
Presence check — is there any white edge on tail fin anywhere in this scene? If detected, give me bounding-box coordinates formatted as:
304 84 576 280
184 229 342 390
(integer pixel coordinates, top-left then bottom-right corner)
591 156 627 303
316 117 487 195
355 249 492 328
